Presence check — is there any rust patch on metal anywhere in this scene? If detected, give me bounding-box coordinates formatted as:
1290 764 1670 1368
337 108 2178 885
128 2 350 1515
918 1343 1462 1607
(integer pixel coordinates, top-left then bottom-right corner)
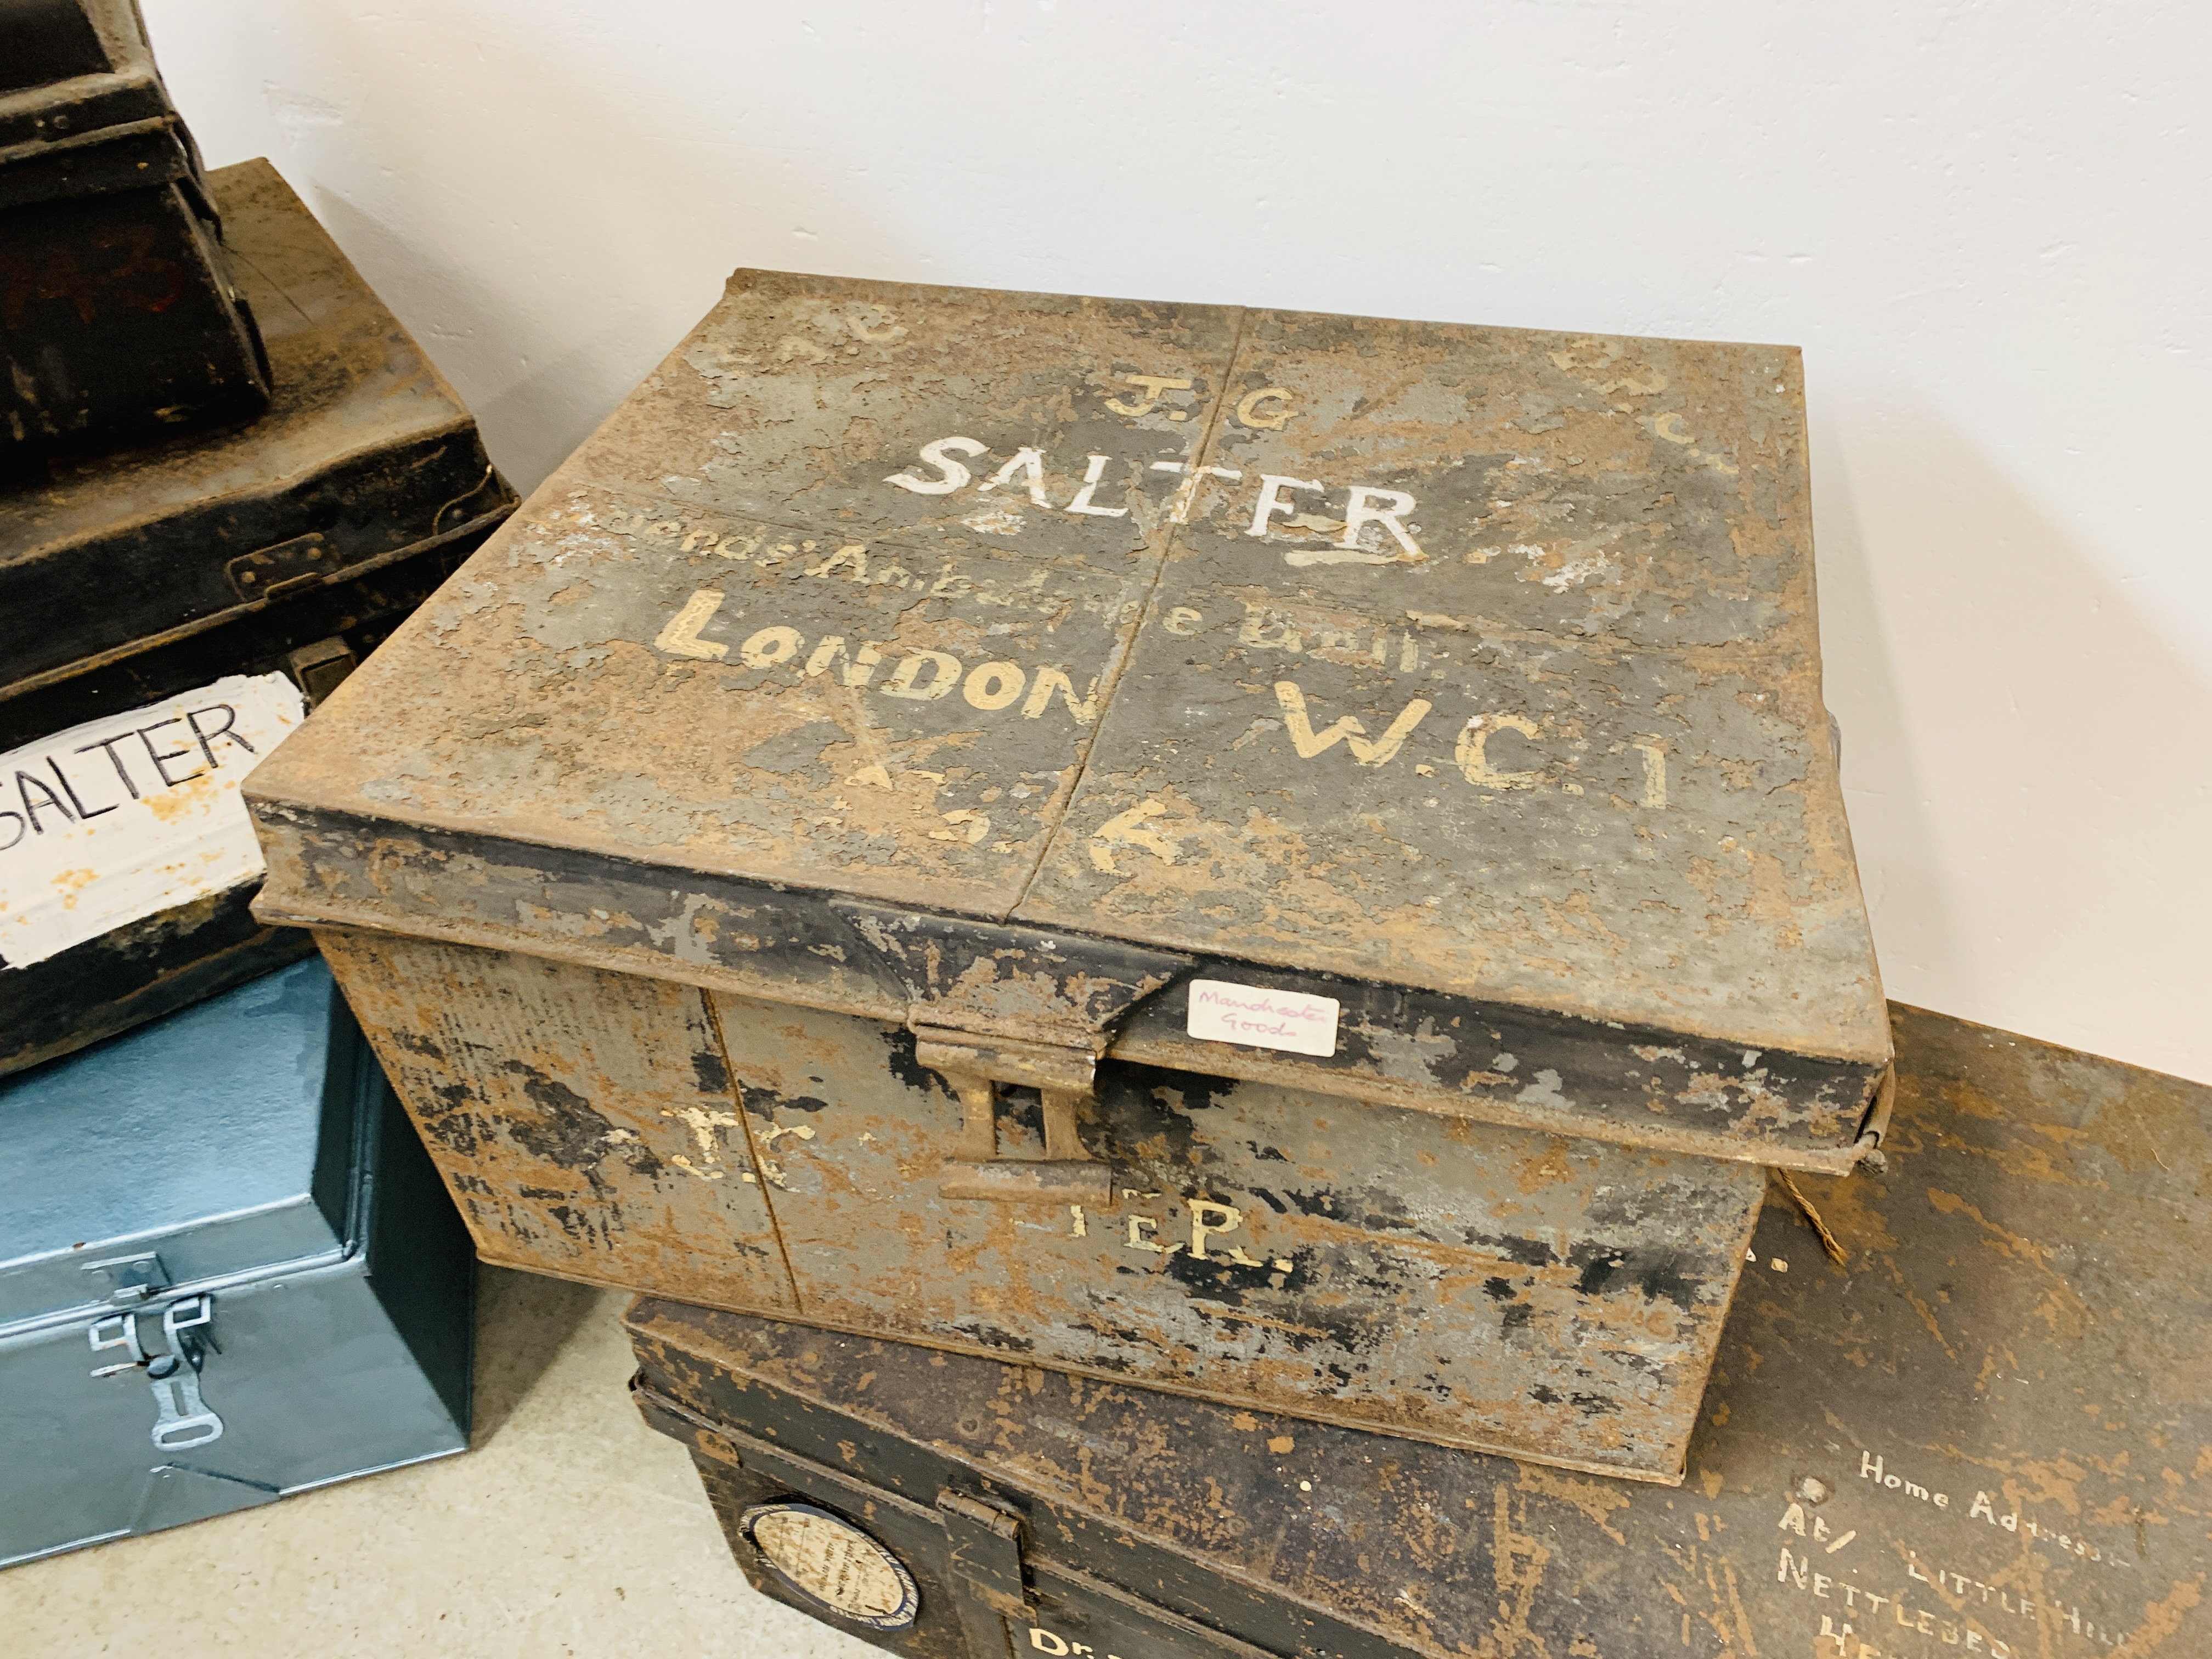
314 928 796 1313
323 922 1767 1482
248 271 1883 1088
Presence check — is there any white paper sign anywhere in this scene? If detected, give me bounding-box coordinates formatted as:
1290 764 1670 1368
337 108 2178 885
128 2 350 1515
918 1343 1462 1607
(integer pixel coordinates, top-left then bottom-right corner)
1185 979 1341 1057
0 673 306 968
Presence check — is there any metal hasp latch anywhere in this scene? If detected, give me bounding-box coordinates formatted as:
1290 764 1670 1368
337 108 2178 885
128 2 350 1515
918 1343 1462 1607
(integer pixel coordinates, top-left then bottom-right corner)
80 1251 166 1310
225 533 335 602
286 635 359 707
87 1293 225 1451
919 1028 1115 1209
938 1487 1029 1659
826 897 1190 1213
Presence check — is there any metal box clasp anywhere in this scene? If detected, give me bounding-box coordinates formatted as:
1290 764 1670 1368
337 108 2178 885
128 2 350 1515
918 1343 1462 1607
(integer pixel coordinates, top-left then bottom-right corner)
913 1027 1116 1209
87 1294 226 1449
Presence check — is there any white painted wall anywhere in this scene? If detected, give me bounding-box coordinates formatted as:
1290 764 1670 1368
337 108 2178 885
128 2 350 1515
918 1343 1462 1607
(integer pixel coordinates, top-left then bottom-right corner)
144 2 2212 1083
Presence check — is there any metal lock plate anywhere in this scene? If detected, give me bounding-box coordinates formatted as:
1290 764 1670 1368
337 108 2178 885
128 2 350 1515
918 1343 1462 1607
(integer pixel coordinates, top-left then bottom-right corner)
79 1250 166 1307
225 533 334 602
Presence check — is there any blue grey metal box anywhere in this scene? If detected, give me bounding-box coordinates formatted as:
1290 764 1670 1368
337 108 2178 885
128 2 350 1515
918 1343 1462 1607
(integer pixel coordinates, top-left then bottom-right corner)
0 957 473 1566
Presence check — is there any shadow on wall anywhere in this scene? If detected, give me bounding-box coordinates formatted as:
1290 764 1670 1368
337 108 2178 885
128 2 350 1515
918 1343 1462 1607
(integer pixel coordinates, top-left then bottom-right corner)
306 188 650 493
228 9 916 494
1811 389 2212 1081
1807 395 1964 996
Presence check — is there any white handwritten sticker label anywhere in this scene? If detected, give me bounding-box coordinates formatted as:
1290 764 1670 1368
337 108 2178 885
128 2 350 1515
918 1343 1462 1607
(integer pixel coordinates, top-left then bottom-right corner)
0 673 306 968
1186 979 1341 1057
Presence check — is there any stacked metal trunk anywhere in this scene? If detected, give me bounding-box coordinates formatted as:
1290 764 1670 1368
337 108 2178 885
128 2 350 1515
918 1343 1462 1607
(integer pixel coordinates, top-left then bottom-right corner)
1 0 272 455
247 268 1892 1489
1 156 516 1075
0 15 501 1568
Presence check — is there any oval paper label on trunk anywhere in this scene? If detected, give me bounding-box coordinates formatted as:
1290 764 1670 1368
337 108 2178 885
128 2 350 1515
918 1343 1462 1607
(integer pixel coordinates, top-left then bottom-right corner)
1186 979 1340 1057
742 1502 919 1629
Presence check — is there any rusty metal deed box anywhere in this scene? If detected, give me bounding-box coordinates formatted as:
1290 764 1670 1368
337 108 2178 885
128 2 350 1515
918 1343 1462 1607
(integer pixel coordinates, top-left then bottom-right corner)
246 271 1892 1483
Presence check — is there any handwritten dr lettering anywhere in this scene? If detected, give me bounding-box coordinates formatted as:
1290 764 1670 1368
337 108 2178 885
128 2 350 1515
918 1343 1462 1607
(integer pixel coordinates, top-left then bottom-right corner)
1186 979 1340 1058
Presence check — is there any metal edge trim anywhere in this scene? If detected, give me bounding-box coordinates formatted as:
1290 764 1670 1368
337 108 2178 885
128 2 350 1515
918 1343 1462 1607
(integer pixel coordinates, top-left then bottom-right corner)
269 895 1866 1174
0 111 172 168
582 1259 1696 1485
0 502 512 705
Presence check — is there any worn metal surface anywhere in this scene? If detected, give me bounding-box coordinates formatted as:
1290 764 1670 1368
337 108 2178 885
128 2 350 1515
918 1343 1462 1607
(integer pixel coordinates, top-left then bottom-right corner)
247 272 1888 1474
0 2 270 453
247 268 1887 1167
627 1002 2212 1659
0 959 473 1568
1022 312 1873 1061
0 156 512 693
311 930 798 1317
326 924 1767 1482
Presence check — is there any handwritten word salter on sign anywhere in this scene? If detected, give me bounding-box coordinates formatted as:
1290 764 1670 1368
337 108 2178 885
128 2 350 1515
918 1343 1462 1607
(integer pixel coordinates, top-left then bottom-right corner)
1185 979 1341 1058
0 673 306 968
883 435 1426 567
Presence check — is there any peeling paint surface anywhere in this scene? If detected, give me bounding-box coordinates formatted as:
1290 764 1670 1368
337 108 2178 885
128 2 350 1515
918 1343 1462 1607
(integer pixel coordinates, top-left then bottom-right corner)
326 926 1764 1482
315 929 795 1314
1024 313 1880 1063
249 270 1888 1163
627 1004 2212 1658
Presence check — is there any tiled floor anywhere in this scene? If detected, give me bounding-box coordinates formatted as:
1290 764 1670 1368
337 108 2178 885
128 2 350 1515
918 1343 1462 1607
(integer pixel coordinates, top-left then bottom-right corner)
3 1267 876 1657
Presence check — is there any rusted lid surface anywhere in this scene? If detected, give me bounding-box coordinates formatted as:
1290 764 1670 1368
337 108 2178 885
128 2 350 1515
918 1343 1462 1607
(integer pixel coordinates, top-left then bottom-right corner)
249 270 1886 1085
1021 308 1884 1063
252 273 1239 921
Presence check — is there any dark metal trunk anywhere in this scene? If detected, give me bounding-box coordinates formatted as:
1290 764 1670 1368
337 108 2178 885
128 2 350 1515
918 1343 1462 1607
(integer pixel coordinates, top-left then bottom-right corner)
0 157 515 1075
625 1003 2212 1659
0 1 271 455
